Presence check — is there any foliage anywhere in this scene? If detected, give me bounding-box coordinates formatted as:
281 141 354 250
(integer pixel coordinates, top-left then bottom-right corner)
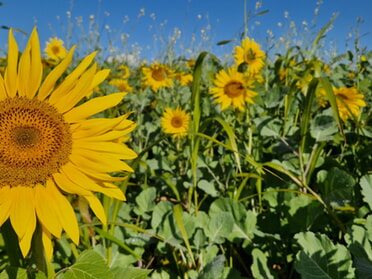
1 3 372 279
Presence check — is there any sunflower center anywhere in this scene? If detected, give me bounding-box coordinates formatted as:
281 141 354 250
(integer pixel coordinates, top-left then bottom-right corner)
12 126 41 147
0 97 72 187
171 116 183 128
224 81 245 98
152 68 166 81
245 49 257 64
52 45 61 55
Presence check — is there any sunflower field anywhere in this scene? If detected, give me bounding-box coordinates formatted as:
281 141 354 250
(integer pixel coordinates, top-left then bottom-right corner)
0 4 372 279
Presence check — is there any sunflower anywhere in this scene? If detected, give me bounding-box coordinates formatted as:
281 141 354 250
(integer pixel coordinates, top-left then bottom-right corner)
109 78 133 93
44 37 67 61
318 87 366 121
142 62 173 92
117 65 131 79
0 28 137 260
160 107 190 138
174 72 193 86
210 67 258 111
233 37 265 74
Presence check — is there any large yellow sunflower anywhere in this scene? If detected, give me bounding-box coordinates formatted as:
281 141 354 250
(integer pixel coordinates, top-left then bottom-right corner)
160 107 190 138
142 62 173 92
233 37 265 74
317 87 366 121
0 28 137 260
210 67 258 111
44 37 67 61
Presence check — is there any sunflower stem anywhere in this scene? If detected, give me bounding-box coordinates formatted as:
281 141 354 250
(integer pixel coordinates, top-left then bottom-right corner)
1 220 23 267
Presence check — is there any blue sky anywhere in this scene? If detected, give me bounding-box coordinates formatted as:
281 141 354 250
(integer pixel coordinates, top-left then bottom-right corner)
0 0 371 60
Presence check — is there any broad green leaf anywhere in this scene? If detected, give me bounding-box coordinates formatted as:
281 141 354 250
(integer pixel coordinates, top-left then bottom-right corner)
310 114 338 142
251 248 274 279
205 212 234 244
151 200 173 230
111 266 152 279
134 187 157 218
345 217 372 279
0 268 28 279
228 210 256 246
253 116 282 137
209 197 246 224
295 232 355 279
197 179 219 197
197 255 225 279
317 167 355 207
360 174 372 209
59 250 113 279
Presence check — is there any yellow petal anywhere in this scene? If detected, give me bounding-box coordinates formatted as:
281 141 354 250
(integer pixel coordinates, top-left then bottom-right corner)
71 164 126 182
38 46 76 101
70 115 131 139
83 195 107 225
41 227 53 262
34 184 62 237
0 74 7 101
17 27 42 98
74 141 137 158
46 180 80 244
9 187 36 240
51 63 97 113
52 171 92 196
48 51 97 104
19 227 34 257
4 29 18 97
100 182 126 201
0 187 12 226
87 69 110 98
9 186 36 257
63 93 126 123
70 150 134 173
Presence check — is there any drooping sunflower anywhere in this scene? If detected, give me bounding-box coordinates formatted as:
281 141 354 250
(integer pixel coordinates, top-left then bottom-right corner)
142 62 173 92
160 107 190 138
109 78 133 93
0 28 137 260
317 87 366 121
233 37 265 74
44 37 67 61
210 67 258 111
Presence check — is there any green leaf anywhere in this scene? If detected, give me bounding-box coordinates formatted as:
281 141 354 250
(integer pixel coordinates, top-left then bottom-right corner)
134 187 157 218
251 249 274 279
209 197 246 224
360 174 372 209
345 217 372 278
310 114 338 141
111 266 152 279
317 167 355 207
253 116 282 137
295 232 355 279
174 204 196 267
151 200 173 229
0 268 28 279
197 255 225 279
197 179 219 197
59 250 113 279
205 212 234 244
